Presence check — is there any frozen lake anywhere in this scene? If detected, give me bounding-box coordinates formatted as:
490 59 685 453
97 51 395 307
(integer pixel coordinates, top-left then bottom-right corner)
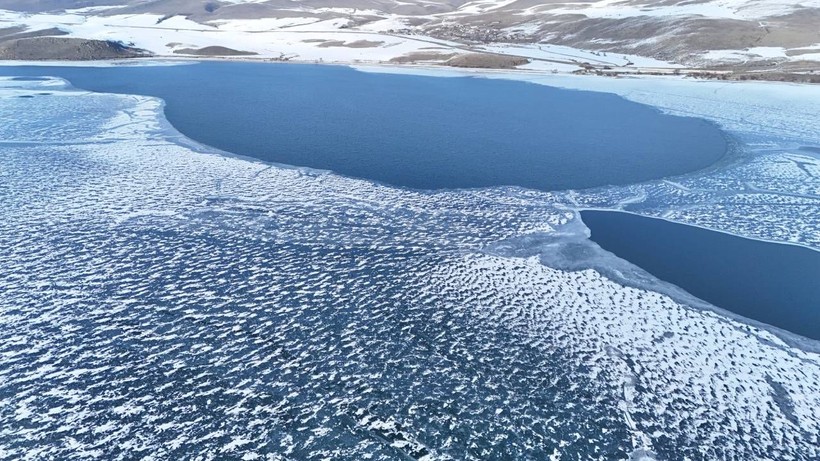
0 62 727 191
1 69 818 460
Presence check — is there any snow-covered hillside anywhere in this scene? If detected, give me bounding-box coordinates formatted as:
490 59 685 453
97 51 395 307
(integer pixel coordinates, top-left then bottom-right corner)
0 0 818 76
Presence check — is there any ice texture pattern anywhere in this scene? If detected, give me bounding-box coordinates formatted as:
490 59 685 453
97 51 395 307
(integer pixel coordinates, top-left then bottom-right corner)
0 73 819 460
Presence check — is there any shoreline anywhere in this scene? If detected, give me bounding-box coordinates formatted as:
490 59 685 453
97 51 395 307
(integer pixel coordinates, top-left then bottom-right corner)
1 53 818 85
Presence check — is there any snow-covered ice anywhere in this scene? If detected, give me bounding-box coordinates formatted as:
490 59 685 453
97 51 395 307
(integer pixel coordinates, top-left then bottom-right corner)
0 69 818 460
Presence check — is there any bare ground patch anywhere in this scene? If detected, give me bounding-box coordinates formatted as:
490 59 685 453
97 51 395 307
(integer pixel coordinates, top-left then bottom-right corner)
173 46 257 56
445 53 530 69
389 51 459 63
0 36 149 60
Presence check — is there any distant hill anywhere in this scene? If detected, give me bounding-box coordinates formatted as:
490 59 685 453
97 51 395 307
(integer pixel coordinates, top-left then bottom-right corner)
0 0 817 76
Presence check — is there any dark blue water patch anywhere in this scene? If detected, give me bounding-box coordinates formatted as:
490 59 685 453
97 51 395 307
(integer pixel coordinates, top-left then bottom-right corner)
0 62 727 191
581 210 820 340
0 63 726 190
8 76 52 81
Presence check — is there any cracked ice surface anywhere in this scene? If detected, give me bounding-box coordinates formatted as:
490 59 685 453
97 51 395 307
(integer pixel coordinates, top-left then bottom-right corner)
530 76 820 252
0 76 818 460
569 143 820 250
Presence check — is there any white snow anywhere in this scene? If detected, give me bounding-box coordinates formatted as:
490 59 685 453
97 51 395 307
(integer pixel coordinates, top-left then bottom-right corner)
548 0 820 21
0 8 661 70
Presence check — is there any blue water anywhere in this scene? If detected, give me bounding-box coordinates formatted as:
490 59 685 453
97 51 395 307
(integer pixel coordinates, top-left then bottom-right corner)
582 210 820 340
0 62 727 191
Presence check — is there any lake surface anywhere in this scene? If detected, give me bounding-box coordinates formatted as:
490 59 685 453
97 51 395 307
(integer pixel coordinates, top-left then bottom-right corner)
2 66 819 460
0 62 727 191
582 210 820 340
